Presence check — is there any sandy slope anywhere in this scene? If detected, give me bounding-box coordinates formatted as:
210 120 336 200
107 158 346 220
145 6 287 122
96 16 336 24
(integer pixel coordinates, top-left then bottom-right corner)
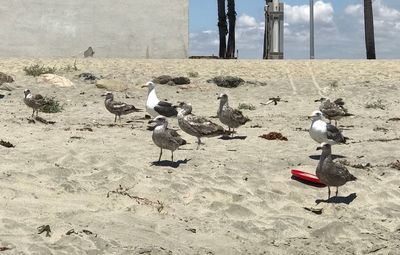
0 59 399 254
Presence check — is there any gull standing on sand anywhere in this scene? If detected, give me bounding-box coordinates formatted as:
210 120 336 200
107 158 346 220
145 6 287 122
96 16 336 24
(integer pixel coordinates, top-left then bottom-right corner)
23 89 45 117
149 116 187 162
217 93 250 135
309 110 346 145
103 92 141 123
178 102 231 149
316 143 357 199
315 97 352 126
142 81 177 118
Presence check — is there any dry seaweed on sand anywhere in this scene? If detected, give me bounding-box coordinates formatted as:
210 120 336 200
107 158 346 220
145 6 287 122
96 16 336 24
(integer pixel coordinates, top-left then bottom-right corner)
389 160 400 170
238 103 256 110
107 185 164 213
365 99 386 110
259 132 288 141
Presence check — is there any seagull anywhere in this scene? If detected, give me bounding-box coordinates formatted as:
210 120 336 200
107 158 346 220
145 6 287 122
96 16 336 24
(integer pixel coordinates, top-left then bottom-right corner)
309 110 347 145
23 89 45 117
142 81 177 118
217 93 250 135
316 143 357 199
103 92 141 123
177 102 232 149
149 116 187 162
314 97 352 126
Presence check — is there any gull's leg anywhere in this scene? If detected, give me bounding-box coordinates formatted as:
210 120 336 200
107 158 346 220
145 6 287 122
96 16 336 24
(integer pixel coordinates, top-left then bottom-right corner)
158 149 162 162
36 109 39 117
328 186 331 199
32 109 35 117
114 115 117 123
232 128 235 137
171 151 174 162
119 115 122 125
197 137 201 150
335 187 339 197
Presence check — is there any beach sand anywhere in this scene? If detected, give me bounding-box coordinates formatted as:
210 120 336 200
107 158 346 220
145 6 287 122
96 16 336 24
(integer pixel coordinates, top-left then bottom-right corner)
0 58 399 254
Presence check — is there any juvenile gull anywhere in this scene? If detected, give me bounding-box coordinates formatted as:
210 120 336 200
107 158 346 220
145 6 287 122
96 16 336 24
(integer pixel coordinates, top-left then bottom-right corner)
143 81 177 118
177 102 231 149
149 116 187 162
316 143 357 199
217 93 250 134
315 97 352 126
104 92 141 123
309 110 346 145
23 89 45 117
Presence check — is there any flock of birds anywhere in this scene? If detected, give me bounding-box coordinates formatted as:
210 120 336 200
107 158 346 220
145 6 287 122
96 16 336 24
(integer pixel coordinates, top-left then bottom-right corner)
23 82 357 200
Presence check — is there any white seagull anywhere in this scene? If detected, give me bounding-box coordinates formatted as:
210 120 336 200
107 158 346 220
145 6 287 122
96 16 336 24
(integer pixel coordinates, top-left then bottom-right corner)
309 110 346 145
142 81 177 118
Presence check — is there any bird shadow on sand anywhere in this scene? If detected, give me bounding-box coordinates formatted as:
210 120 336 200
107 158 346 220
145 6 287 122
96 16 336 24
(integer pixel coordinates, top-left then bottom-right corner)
315 193 357 205
151 159 191 168
218 135 247 140
291 176 326 188
309 154 346 160
27 116 56 125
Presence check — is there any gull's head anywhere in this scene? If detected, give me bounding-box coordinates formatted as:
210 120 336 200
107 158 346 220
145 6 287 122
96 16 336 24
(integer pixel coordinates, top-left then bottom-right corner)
142 81 155 90
217 93 228 101
314 97 328 103
178 102 192 114
103 91 113 100
24 89 31 97
149 115 168 126
316 142 331 151
309 110 323 120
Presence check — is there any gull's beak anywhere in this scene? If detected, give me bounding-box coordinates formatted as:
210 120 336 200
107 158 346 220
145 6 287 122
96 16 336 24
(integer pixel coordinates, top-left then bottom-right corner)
316 146 322 150
217 96 221 100
141 84 149 88
101 93 106 97
307 115 313 119
148 120 155 124
314 99 321 102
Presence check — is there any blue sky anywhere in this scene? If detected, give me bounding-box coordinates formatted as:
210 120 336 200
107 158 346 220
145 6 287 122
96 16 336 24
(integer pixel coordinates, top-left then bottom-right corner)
189 0 400 59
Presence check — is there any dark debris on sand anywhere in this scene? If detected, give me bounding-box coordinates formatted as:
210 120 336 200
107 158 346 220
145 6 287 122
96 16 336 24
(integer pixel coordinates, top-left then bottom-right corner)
259 132 288 141
207 76 244 88
0 140 15 148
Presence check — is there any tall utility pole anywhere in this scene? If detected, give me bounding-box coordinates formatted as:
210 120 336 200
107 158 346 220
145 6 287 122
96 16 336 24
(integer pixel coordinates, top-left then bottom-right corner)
310 0 315 59
364 0 376 59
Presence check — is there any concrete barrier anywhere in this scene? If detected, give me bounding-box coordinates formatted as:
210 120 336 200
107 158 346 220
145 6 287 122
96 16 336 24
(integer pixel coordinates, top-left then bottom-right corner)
0 0 188 58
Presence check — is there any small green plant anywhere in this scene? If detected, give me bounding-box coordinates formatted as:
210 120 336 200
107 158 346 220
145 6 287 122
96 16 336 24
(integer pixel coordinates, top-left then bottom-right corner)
187 71 199 78
329 80 339 88
60 59 79 72
238 103 256 110
365 99 386 110
23 64 57 77
41 97 63 113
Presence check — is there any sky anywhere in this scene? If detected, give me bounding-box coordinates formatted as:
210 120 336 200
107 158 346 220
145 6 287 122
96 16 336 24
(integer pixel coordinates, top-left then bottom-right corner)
189 0 400 59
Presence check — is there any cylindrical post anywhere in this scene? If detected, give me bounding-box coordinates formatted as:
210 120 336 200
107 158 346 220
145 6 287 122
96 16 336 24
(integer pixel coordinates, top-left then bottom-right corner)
310 0 315 59
272 0 279 53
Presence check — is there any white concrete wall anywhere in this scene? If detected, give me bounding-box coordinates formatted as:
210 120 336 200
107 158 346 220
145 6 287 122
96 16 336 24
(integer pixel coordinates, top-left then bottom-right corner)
0 0 188 58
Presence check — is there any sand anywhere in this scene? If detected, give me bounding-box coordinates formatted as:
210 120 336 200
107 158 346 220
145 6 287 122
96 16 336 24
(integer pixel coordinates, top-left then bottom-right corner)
0 58 399 254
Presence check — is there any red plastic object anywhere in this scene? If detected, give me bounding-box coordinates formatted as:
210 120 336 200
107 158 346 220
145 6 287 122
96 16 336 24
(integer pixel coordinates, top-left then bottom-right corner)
291 169 324 185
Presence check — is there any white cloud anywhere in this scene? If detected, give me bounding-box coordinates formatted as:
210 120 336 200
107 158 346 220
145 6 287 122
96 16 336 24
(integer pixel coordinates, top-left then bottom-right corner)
237 14 258 28
344 4 362 16
285 1 334 25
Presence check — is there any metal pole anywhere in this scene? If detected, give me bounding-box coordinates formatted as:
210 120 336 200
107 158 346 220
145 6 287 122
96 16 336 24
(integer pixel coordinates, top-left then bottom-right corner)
310 0 315 59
